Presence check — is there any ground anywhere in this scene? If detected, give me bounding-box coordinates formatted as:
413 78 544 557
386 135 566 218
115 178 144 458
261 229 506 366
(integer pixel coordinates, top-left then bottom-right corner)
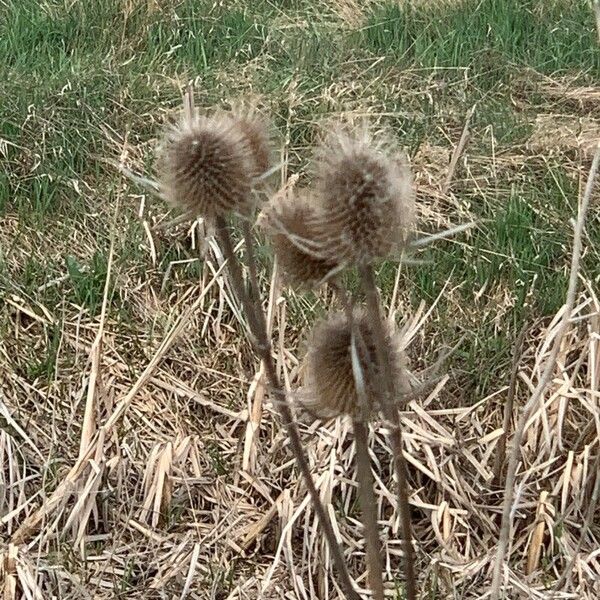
1 1 599 598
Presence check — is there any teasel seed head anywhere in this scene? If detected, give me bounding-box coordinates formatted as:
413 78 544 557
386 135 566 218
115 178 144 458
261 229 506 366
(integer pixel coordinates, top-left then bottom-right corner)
303 309 407 419
231 107 272 179
160 112 258 220
315 127 416 265
260 188 339 288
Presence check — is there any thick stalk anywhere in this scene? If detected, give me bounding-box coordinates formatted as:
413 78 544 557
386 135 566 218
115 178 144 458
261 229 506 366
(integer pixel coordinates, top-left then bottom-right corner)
358 262 417 600
215 215 360 600
353 419 385 600
335 283 385 599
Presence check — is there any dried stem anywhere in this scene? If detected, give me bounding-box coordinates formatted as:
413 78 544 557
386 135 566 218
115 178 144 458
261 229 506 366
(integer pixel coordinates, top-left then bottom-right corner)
241 218 261 311
353 419 385 600
492 323 527 484
334 283 385 599
358 263 417 600
442 103 475 194
214 215 360 600
490 144 600 599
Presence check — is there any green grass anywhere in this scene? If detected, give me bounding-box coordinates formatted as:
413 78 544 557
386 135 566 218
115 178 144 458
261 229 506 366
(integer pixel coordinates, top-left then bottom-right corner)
363 0 600 77
1 0 598 397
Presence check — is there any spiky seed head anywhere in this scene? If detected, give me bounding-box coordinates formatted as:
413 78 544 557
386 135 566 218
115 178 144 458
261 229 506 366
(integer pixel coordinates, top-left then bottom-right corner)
303 310 406 419
160 112 257 220
260 189 339 288
232 109 272 179
315 127 416 265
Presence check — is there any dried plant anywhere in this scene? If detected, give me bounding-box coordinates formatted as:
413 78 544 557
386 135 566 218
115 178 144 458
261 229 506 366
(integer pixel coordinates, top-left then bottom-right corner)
307 124 418 600
260 188 339 288
258 123 421 598
301 306 412 599
261 167 396 595
303 309 407 419
314 126 416 266
158 97 360 600
160 111 259 220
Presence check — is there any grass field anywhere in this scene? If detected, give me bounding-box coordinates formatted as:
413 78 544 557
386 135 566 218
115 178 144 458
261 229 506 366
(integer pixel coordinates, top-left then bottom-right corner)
1 1 600 598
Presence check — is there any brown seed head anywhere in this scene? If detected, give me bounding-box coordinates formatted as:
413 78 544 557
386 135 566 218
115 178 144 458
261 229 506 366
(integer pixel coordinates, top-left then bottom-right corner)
231 108 272 179
261 188 339 288
315 127 416 264
160 112 256 219
303 309 406 419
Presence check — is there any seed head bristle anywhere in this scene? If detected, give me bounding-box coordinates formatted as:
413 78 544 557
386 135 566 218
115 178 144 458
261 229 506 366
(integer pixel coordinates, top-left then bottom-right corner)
231 107 272 179
260 189 339 288
315 126 416 264
160 111 257 219
303 309 406 419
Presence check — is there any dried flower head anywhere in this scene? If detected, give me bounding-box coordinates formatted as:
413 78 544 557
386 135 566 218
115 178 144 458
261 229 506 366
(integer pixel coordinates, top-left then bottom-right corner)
315 127 416 264
260 188 339 288
231 108 272 179
160 112 258 219
303 309 407 419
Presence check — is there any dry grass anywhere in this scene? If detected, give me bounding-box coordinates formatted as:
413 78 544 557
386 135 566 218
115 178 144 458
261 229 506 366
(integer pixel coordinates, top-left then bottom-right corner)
528 114 600 159
2 290 599 596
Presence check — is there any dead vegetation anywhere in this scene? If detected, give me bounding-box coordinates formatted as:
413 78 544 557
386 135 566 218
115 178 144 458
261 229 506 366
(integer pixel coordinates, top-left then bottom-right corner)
2 265 599 598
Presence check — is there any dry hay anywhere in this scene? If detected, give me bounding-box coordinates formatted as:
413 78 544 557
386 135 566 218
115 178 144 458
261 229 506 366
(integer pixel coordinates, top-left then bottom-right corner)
534 75 600 116
328 0 374 27
528 114 600 160
1 231 599 598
